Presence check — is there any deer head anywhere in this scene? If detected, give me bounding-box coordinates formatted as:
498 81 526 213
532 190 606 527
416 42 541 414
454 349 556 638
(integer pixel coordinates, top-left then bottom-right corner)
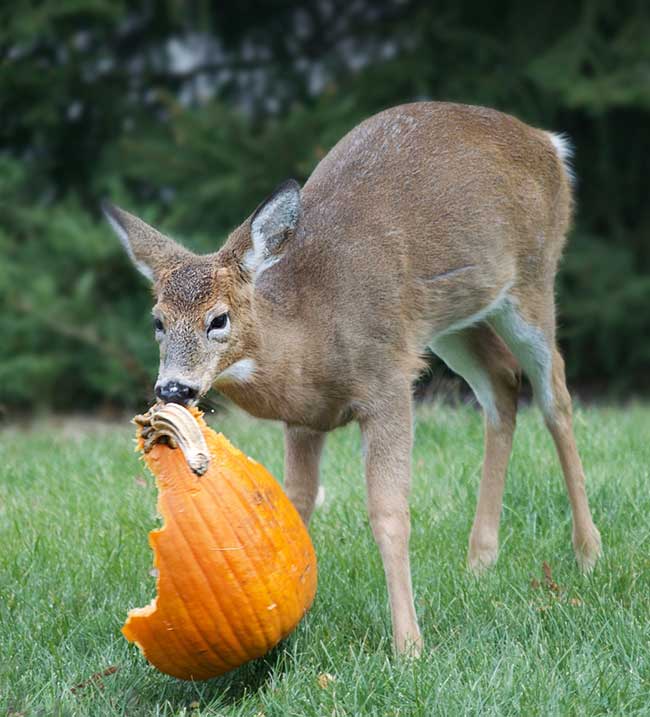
103 180 301 404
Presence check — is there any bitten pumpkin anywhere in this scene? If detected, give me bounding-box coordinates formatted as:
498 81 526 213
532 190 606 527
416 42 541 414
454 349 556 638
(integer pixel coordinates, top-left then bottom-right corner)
123 404 317 680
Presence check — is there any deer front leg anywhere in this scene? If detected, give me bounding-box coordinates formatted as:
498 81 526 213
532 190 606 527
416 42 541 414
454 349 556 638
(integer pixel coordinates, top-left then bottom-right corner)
361 385 422 656
284 425 326 525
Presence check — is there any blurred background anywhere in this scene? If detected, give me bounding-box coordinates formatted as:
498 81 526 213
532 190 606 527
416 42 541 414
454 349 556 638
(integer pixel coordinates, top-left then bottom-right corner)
1 0 649 419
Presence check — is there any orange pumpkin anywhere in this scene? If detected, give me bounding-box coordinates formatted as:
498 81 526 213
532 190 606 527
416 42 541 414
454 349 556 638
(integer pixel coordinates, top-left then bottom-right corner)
123 405 317 680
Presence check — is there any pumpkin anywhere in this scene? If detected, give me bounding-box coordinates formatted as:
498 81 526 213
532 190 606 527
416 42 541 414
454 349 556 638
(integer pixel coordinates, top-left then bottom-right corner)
122 404 317 680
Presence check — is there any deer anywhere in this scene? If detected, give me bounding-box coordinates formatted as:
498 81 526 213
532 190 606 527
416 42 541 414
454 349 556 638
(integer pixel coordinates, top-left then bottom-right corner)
104 101 602 656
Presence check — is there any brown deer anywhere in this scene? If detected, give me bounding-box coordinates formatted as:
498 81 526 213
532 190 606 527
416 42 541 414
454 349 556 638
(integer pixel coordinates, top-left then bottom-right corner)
104 102 602 655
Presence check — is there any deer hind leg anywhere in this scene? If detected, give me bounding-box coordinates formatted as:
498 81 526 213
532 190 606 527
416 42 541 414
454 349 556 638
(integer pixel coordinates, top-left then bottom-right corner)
431 324 521 573
489 295 602 572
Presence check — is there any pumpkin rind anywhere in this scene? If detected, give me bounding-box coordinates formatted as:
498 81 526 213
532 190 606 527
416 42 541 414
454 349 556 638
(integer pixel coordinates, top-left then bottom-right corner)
123 408 317 680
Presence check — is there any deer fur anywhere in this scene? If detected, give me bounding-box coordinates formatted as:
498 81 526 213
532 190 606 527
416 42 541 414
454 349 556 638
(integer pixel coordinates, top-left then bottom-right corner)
105 101 602 656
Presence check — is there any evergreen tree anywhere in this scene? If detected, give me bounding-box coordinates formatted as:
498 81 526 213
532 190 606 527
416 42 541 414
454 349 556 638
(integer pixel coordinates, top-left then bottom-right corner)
2 0 649 411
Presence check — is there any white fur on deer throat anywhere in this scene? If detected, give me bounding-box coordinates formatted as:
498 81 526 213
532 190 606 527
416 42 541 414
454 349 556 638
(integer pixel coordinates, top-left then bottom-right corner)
215 358 257 384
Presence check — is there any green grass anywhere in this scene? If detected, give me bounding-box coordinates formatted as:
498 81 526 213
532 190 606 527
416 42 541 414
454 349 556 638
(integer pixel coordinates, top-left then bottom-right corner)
2 403 650 716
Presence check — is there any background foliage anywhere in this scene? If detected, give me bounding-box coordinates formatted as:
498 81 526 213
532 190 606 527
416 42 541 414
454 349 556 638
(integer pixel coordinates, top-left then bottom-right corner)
2 0 649 413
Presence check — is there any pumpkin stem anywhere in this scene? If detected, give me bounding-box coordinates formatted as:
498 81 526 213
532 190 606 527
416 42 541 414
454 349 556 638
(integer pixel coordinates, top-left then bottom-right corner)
135 404 211 476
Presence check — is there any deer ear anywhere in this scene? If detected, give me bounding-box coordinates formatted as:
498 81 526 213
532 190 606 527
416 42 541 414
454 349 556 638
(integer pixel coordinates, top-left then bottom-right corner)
245 179 301 275
102 202 189 281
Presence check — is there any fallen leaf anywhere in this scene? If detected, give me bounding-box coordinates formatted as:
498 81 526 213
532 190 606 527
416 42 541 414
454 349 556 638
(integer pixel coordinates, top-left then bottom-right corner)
71 666 119 694
542 561 560 593
317 672 337 689
569 597 583 606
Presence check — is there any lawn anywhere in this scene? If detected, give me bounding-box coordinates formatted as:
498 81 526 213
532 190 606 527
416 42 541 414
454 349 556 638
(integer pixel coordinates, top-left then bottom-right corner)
2 403 650 716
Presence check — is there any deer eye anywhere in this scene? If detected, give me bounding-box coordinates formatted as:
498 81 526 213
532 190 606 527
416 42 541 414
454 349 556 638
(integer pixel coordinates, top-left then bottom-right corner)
153 317 164 333
207 312 229 337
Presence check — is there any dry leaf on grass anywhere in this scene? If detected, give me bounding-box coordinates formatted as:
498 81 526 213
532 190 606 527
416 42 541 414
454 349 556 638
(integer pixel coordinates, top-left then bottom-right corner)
542 561 560 593
530 562 584 609
317 672 337 689
70 666 119 694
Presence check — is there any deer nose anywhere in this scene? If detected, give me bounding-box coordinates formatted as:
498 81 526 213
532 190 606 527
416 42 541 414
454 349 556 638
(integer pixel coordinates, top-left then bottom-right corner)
155 380 199 406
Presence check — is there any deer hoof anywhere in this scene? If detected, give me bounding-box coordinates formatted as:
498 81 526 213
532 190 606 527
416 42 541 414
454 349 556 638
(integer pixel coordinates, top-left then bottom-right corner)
573 524 602 573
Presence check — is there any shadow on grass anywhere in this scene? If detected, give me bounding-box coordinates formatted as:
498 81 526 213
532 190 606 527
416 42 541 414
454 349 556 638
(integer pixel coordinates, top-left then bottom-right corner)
121 640 289 715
